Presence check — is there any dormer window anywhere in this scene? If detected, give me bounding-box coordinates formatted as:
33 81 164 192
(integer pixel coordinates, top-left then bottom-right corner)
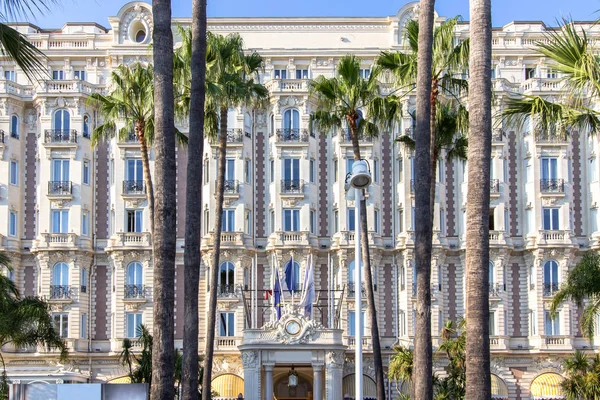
135 29 146 43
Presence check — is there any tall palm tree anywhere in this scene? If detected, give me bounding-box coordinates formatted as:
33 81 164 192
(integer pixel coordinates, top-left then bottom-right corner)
201 33 267 400
465 0 493 398
311 54 400 400
0 253 67 399
174 2 208 400
550 251 600 341
561 350 600 400
0 0 56 80
150 0 177 398
89 64 157 234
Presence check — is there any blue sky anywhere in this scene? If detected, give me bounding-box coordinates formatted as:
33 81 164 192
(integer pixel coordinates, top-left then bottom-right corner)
17 0 599 29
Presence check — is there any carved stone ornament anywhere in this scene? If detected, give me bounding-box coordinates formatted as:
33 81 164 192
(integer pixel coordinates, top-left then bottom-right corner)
327 351 344 368
263 310 322 345
242 350 257 368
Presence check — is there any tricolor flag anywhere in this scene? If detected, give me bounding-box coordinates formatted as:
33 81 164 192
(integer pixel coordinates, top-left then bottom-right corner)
299 254 315 318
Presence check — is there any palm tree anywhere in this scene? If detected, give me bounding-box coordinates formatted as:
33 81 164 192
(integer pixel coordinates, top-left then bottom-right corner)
311 54 400 400
174 1 208 398
550 251 600 341
561 350 600 400
89 63 157 234
150 0 177 398
201 33 268 400
464 0 493 398
0 0 55 80
0 252 67 400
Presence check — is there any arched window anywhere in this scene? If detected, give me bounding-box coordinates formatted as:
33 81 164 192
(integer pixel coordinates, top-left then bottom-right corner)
219 262 235 294
83 115 90 138
543 260 560 296
52 110 71 135
125 262 144 299
51 262 70 299
10 115 19 138
283 109 300 134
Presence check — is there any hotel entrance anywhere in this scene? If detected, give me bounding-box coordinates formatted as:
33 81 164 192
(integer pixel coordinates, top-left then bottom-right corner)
272 365 314 400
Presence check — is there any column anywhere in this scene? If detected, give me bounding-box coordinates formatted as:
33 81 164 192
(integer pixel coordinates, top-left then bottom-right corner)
312 363 323 400
264 363 274 400
325 351 344 400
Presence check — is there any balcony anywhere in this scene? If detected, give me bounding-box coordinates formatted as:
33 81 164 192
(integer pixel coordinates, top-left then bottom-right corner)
540 179 565 194
118 131 138 145
272 128 310 143
541 335 571 350
106 232 152 250
215 336 242 350
347 282 366 298
490 179 500 195
532 230 575 247
48 181 72 198
489 230 508 246
543 282 560 297
33 233 85 251
0 80 33 98
281 179 304 194
43 129 78 144
221 180 239 195
489 283 505 298
264 78 309 93
534 129 568 143
267 231 316 249
50 285 72 300
201 232 249 250
345 336 371 350
338 130 373 144
217 284 238 298
122 180 146 197
41 80 104 95
209 129 248 145
124 284 147 299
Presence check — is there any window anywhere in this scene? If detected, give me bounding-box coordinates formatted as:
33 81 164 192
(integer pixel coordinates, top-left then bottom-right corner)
544 260 560 296
525 67 536 79
334 210 339 233
592 209 598 233
9 211 17 237
53 159 70 182
398 209 404 232
439 210 446 234
374 210 380 234
53 262 69 286
334 159 338 182
53 109 70 132
204 158 209 184
270 210 275 233
82 211 89 236
490 68 496 79
374 159 379 183
126 210 143 232
245 211 252 235
126 313 143 338
52 313 68 337
399 311 406 336
270 160 274 183
529 310 537 335
83 161 90 185
204 209 210 235
282 109 300 133
110 159 115 185
224 159 235 182
542 208 559 230
245 160 251 184
83 115 90 138
81 269 87 293
219 312 235 336
222 209 235 232
51 210 69 233
273 69 287 79
126 159 143 183
346 159 354 175
74 70 86 80
309 159 316 183
283 209 300 231
438 159 445 183
348 209 356 231
504 209 509 232
219 262 235 290
283 158 300 187
348 311 366 336
541 157 558 180
10 115 18 138
489 311 496 336
52 70 65 80
544 311 560 335
547 68 558 79
310 210 316 235
348 261 364 284
80 314 87 339
412 207 416 230
359 68 370 79
398 158 403 181
489 261 495 287
489 208 495 231
4 70 15 81
9 160 18 186
127 262 143 287
295 69 309 79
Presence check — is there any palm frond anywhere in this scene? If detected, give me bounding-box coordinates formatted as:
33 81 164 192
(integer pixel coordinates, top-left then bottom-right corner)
0 23 48 80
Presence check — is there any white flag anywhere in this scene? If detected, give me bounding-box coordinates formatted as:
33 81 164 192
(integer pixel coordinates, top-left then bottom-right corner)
299 254 315 318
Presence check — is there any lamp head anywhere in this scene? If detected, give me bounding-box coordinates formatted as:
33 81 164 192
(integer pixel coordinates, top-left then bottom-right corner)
350 159 372 189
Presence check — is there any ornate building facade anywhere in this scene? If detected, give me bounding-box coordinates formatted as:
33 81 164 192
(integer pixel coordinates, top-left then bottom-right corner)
1 1 599 399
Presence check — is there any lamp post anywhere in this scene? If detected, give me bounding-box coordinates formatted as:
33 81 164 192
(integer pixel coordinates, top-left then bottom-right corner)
346 159 372 400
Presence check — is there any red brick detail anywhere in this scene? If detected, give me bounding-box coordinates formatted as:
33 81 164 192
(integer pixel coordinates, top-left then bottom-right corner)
381 134 393 237
508 132 519 237
174 264 185 339
511 263 522 336
318 132 328 236
24 132 37 239
23 265 35 297
94 266 108 340
95 143 110 239
255 132 266 238
447 263 456 322
571 131 583 236
176 146 189 237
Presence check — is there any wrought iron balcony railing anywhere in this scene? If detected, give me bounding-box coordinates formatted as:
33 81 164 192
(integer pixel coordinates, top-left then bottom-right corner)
217 284 236 297
490 179 500 193
347 282 366 297
50 285 72 300
543 282 560 297
48 181 72 195
0 130 4 143
281 179 304 194
339 131 374 143
540 179 565 193
534 129 568 143
44 129 78 143
124 284 147 299
274 128 309 142
123 180 145 195
221 179 239 194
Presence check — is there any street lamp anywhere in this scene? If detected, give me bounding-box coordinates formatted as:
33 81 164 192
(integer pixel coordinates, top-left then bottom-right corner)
345 159 371 400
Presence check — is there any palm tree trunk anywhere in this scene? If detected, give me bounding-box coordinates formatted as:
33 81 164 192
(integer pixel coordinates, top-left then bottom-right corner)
413 0 436 398
182 0 207 398
465 0 492 398
429 80 439 227
201 106 228 400
349 118 386 400
150 0 176 399
136 120 155 236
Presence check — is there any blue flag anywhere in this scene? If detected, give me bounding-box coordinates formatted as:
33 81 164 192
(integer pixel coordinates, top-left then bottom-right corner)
274 269 282 320
284 256 295 295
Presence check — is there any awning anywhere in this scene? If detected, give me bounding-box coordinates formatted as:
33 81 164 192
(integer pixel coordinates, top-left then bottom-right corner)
530 373 565 399
107 376 131 384
342 374 376 398
212 374 244 398
491 374 509 399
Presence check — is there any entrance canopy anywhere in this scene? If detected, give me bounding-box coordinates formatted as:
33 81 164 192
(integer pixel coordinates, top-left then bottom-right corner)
212 374 244 398
530 373 565 399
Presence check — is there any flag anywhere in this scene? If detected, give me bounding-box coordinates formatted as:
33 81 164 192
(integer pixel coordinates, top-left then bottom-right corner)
274 269 282 320
264 290 272 300
299 254 315 318
284 255 295 295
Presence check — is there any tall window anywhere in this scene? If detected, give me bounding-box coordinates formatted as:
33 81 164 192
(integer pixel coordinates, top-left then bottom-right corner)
489 261 495 287
9 211 17 237
9 161 18 185
83 161 90 185
219 312 235 336
225 159 235 181
348 261 364 284
346 159 354 175
334 210 339 233
127 262 143 286
222 209 235 232
310 210 316 235
53 159 70 182
542 208 559 230
83 115 90 138
219 262 235 292
348 311 366 336
273 69 287 79
51 210 69 233
283 159 300 188
80 314 87 339
82 211 89 236
4 70 16 81
81 269 87 293
295 69 309 79
283 209 300 231
126 313 142 338
373 159 379 183
489 311 496 336
283 109 300 132
541 157 558 180
544 311 560 335
270 210 275 233
245 160 251 184
348 209 356 231
334 159 338 182
126 159 143 183
10 115 18 138
544 260 560 296
53 109 70 132
270 160 274 183
245 211 252 235
126 210 143 232
53 262 69 287
374 210 380 234
309 159 315 183
440 209 446 234
529 310 537 336
52 313 68 337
